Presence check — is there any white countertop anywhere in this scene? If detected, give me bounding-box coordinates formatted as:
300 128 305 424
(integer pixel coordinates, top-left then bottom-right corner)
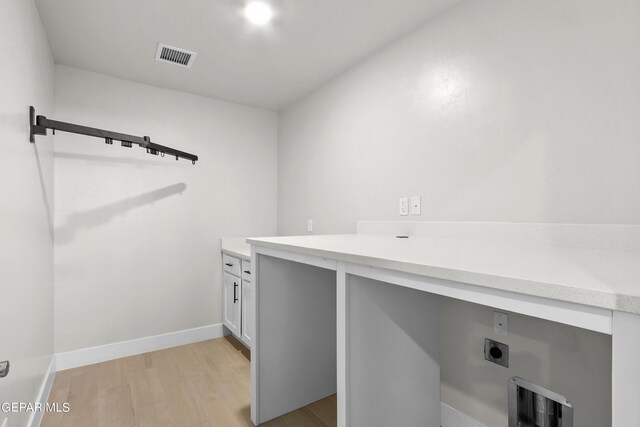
247 234 640 314
221 237 251 260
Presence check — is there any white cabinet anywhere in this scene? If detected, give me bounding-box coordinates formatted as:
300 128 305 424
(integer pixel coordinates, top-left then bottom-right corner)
241 272 253 345
223 271 241 337
223 253 241 276
222 254 253 347
241 259 252 281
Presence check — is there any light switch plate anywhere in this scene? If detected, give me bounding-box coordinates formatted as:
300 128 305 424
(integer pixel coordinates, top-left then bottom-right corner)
399 197 409 216
494 312 508 336
410 196 421 215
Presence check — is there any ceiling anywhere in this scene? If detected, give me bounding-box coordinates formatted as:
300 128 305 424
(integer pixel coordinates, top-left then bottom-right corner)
35 0 460 110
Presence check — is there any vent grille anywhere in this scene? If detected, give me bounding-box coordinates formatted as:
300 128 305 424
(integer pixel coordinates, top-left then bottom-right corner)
155 43 197 68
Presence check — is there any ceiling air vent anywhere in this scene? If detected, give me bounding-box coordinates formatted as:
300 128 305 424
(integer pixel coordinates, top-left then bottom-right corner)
155 43 197 68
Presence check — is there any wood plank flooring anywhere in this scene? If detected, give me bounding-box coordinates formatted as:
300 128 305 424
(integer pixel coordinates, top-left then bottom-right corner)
41 337 336 427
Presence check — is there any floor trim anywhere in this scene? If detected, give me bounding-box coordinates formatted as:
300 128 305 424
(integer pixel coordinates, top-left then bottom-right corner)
441 403 486 427
56 323 224 371
28 356 56 427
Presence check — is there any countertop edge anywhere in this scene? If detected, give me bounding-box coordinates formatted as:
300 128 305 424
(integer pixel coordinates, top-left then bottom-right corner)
221 247 251 260
247 238 634 314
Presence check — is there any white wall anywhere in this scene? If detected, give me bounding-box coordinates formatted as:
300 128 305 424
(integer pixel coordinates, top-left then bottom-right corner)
279 0 640 235
278 0 638 425
53 66 277 353
0 0 55 426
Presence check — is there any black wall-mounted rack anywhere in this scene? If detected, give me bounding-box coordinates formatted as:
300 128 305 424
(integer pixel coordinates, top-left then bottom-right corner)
29 106 198 164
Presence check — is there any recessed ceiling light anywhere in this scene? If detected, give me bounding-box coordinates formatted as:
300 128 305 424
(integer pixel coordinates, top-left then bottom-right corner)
244 1 274 26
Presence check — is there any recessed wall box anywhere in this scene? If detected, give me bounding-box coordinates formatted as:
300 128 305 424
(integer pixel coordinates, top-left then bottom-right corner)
509 377 573 427
484 338 509 368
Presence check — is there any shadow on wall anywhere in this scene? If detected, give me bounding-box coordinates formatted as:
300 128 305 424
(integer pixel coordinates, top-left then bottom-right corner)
55 183 187 245
33 142 54 240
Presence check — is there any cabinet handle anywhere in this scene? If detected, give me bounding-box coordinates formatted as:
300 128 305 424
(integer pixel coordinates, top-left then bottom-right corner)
225 263 233 267
244 270 251 274
233 282 238 303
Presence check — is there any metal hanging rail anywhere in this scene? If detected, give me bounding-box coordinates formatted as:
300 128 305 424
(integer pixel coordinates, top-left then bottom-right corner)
29 106 198 164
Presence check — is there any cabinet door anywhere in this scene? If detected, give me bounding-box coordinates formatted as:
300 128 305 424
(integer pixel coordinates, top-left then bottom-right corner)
241 279 253 347
223 272 241 337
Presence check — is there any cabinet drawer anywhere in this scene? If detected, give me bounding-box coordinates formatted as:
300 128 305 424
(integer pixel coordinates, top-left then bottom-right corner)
222 254 241 276
241 259 252 281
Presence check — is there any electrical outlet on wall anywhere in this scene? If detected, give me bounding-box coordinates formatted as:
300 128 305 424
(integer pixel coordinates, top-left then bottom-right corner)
484 338 509 368
399 197 409 216
410 196 421 215
307 219 313 233
494 312 508 336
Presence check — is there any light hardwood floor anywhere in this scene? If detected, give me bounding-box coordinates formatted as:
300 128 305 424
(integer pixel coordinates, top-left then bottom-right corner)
41 337 336 427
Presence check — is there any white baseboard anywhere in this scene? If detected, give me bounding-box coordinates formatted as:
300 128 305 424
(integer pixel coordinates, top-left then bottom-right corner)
56 323 224 371
441 403 486 427
28 356 56 427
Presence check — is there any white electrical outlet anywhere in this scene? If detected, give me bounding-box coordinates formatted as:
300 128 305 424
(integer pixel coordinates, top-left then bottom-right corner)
399 197 409 216
410 196 421 215
307 219 313 233
494 312 508 336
